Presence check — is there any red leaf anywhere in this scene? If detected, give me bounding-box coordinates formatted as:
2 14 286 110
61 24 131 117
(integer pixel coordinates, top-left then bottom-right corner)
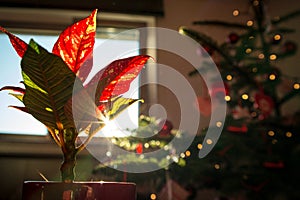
8 105 29 113
0 86 25 94
52 9 97 79
86 55 151 102
0 26 28 57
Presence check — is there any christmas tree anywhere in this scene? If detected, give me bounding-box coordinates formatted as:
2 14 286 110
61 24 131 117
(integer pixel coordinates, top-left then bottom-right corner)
177 0 300 199
92 1 300 199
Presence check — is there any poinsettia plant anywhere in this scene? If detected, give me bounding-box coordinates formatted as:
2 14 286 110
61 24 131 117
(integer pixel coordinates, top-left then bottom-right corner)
0 9 150 182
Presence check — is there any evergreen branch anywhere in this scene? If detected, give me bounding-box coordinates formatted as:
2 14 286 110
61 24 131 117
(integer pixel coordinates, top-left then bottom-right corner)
268 27 296 34
180 27 257 86
272 10 300 25
180 27 233 66
278 89 300 106
193 20 249 29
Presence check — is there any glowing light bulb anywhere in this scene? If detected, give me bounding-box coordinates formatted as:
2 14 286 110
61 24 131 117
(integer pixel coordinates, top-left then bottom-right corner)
216 121 222 127
269 74 276 80
226 74 233 81
268 130 275 136
233 9 239 16
274 34 281 41
225 95 231 101
258 53 265 59
214 163 221 170
269 54 277 60
242 94 249 100
293 83 300 90
245 48 252 54
185 150 191 157
106 151 112 157
247 20 254 26
197 143 203 149
286 132 292 137
150 193 157 200
206 139 213 145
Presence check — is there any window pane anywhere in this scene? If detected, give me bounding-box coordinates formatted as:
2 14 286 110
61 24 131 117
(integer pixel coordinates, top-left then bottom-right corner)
0 30 139 136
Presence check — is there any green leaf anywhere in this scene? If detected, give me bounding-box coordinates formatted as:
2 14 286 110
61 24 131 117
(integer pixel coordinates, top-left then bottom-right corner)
29 39 40 54
9 93 24 102
0 86 25 102
21 40 81 129
102 96 143 120
64 86 99 132
22 71 47 94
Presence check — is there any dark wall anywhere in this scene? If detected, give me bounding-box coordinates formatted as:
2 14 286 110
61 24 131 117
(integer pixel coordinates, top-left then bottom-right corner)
0 0 164 16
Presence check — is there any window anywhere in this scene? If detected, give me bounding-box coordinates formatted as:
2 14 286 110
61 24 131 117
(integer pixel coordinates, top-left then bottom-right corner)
0 8 156 141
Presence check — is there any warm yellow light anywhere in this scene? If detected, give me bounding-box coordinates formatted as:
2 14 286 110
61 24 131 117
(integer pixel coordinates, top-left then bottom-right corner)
233 9 239 16
274 34 281 41
225 95 231 101
294 83 300 90
180 153 186 158
269 74 276 80
185 150 191 157
111 138 117 144
216 121 222 127
268 130 275 136
272 139 278 144
226 74 233 81
214 164 221 170
150 193 157 200
258 53 265 59
206 139 213 145
144 143 150 148
242 94 249 100
247 20 254 26
269 54 277 60
197 143 203 149
252 67 258 72
286 132 292 138
245 48 252 54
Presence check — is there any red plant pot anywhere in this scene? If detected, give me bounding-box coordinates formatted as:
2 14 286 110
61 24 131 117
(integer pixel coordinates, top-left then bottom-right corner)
22 181 136 200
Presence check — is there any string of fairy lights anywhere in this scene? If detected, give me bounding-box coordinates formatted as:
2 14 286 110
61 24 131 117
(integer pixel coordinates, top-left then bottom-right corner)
95 1 300 199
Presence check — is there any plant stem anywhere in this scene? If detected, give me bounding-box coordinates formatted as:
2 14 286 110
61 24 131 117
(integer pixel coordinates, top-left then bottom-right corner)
60 128 78 182
61 150 77 182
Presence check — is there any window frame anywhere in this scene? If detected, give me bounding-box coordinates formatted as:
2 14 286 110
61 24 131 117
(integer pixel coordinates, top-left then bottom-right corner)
0 7 157 156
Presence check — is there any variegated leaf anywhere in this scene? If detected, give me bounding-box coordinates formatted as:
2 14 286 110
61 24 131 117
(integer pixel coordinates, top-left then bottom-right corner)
52 9 97 82
21 40 80 129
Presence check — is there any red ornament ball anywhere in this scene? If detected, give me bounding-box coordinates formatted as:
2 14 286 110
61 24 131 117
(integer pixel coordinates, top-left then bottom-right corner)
136 143 143 154
158 119 173 136
254 92 274 118
227 32 239 44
